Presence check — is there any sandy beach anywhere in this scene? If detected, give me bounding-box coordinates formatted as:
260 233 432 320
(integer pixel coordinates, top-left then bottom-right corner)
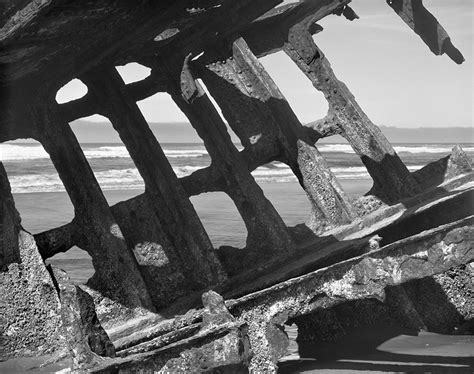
13 179 371 284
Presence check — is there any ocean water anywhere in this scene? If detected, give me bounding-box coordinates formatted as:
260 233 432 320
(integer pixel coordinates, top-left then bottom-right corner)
2 140 472 284
3 142 473 193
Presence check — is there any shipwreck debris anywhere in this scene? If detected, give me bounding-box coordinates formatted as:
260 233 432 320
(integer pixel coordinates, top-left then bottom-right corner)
0 0 471 372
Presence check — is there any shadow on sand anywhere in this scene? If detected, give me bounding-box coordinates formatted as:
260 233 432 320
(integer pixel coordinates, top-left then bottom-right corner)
279 324 474 373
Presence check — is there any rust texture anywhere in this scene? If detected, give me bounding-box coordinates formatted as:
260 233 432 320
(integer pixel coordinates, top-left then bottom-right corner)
0 0 471 372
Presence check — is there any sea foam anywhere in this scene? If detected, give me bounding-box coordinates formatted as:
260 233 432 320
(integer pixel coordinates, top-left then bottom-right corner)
3 143 472 162
8 164 424 194
0 144 210 161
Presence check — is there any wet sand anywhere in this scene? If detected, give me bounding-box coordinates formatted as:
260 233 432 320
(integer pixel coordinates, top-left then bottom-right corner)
0 356 71 373
280 325 474 373
13 179 372 284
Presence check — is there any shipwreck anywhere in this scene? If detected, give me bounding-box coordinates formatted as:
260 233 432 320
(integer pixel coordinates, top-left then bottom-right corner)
0 0 472 372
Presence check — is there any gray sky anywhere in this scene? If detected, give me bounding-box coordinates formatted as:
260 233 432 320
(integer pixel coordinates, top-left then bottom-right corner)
57 0 473 128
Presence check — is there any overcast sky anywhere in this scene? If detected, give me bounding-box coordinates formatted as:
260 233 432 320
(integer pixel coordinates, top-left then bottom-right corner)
57 0 473 128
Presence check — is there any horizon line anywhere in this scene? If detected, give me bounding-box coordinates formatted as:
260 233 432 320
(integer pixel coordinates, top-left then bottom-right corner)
71 120 474 130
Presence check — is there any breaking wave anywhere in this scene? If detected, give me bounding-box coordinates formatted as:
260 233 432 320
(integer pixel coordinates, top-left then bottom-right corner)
0 144 209 161
9 164 424 194
2 143 473 162
3 142 470 194
317 144 474 154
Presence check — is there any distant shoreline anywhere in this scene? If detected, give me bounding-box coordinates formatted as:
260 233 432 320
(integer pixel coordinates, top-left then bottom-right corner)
6 141 474 146
4 120 472 144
